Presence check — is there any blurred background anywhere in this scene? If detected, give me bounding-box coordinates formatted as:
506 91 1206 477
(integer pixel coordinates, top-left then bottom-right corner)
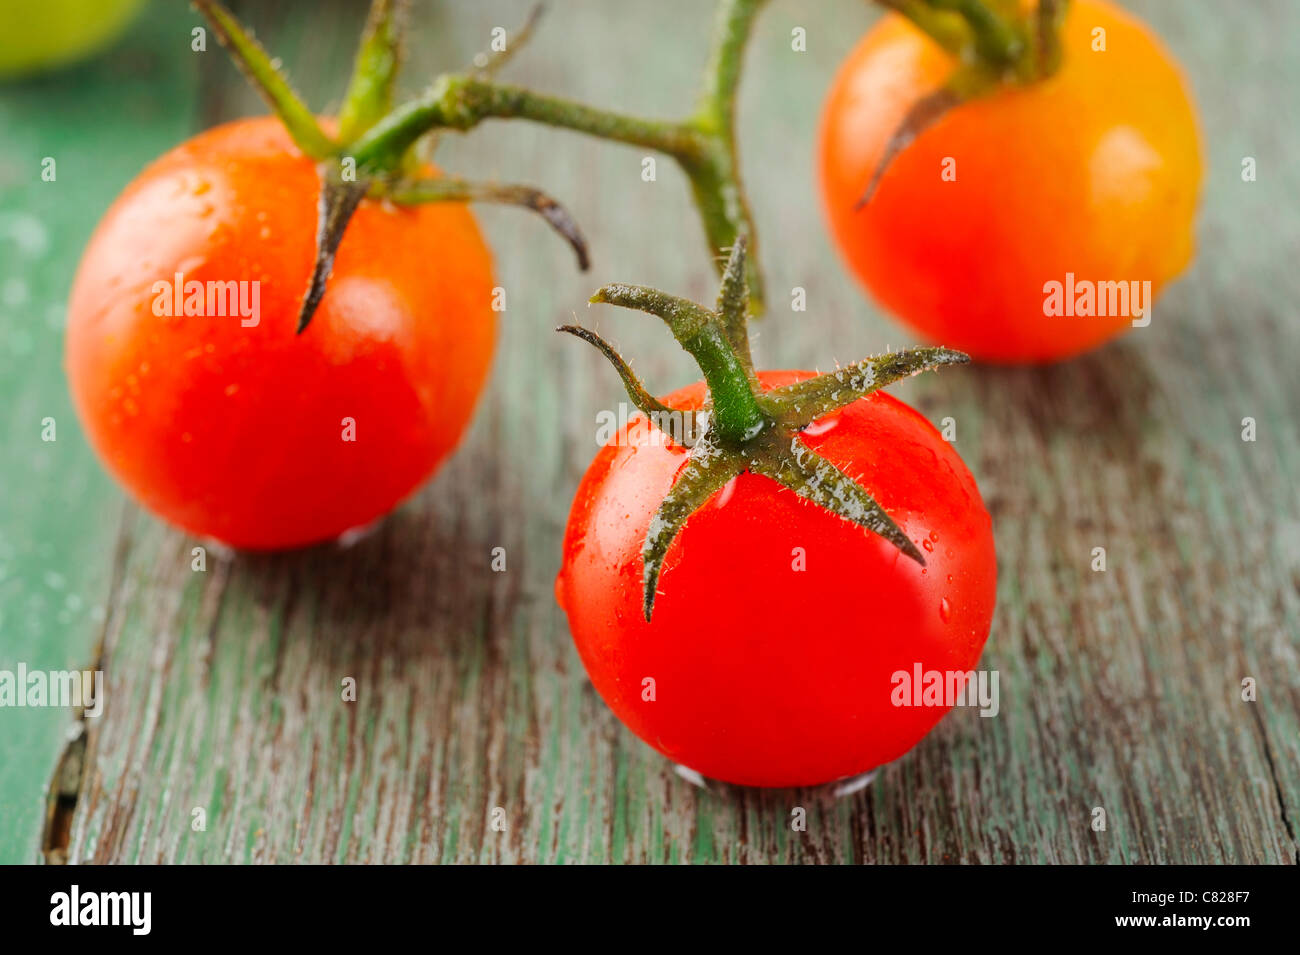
0 0 1296 863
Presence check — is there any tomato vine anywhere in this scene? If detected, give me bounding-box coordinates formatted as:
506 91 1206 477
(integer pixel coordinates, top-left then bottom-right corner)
194 0 770 331
195 0 1073 327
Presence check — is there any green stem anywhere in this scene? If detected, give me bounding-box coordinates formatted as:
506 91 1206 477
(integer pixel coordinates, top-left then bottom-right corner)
686 322 768 443
338 0 409 142
351 75 702 169
1033 0 1069 79
688 0 767 310
590 284 767 444
349 0 771 309
374 175 589 269
876 0 968 55
210 0 777 326
193 0 336 159
694 0 766 134
931 0 1023 65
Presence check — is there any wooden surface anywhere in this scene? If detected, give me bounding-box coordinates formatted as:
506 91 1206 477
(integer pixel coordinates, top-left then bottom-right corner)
1 0 1296 864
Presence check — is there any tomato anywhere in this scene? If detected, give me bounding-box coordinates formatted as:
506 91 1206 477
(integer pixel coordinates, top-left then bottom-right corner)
66 117 497 549
819 0 1203 363
0 0 144 78
556 371 996 788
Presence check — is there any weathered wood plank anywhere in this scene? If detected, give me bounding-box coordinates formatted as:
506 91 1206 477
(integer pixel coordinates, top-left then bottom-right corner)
0 6 199 863
2 0 1295 864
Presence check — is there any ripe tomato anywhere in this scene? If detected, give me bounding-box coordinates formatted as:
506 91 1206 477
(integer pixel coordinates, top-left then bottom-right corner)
556 371 996 788
0 0 144 78
66 117 497 549
819 0 1203 363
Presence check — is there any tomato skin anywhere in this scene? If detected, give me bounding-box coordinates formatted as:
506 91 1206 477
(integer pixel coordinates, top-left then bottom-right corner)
66 117 497 549
819 0 1203 363
557 371 996 788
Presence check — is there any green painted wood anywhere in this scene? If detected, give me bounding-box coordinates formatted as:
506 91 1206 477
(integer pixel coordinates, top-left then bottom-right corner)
0 0 1295 863
0 1 199 863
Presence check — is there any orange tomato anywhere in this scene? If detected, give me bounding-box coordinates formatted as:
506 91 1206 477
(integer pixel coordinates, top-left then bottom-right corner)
67 117 497 549
819 0 1203 363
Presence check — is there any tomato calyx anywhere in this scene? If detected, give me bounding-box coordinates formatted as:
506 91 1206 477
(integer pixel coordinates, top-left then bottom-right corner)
859 0 1070 205
193 0 591 333
561 238 970 620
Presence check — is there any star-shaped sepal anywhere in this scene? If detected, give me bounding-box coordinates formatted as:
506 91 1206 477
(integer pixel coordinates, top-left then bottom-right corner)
562 238 969 620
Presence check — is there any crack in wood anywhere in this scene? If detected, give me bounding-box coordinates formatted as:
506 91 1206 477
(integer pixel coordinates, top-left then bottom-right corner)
40 504 137 863
1248 701 1299 863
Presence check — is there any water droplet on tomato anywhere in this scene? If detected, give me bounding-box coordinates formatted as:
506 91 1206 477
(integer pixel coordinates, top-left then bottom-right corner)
939 597 951 622
922 538 934 552
802 415 839 437
713 475 738 509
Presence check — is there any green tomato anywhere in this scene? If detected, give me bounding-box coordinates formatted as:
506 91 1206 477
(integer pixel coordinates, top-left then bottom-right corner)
0 0 146 79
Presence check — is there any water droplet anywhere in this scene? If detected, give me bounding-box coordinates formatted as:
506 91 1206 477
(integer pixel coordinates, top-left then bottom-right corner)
713 475 739 509
922 538 934 552
939 597 951 622
802 415 839 437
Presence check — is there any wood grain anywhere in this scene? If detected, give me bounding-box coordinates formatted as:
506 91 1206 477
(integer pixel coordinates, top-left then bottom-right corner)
0 0 1295 864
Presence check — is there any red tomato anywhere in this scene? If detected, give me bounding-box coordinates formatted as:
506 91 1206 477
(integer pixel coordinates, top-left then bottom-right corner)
556 371 996 787
66 117 497 549
819 0 1203 363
